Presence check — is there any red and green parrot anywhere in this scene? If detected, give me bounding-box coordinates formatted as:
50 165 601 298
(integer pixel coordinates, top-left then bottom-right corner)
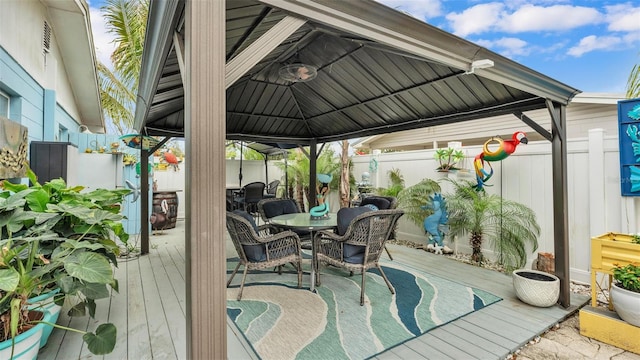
474 131 528 190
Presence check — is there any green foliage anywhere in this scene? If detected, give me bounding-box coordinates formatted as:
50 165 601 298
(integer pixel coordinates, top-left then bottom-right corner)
98 0 149 134
376 168 405 197
613 262 640 293
274 146 343 209
396 178 441 228
444 179 540 270
631 233 640 245
0 168 125 353
627 63 639 99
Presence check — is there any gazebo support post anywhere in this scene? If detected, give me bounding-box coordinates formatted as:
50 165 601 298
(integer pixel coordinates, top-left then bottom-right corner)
185 0 227 358
548 99 570 308
309 139 317 205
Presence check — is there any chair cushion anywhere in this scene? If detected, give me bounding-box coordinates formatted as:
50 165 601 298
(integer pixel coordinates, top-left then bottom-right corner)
360 197 391 210
243 244 267 262
362 204 379 211
232 210 266 261
263 200 299 219
233 210 258 232
337 207 371 236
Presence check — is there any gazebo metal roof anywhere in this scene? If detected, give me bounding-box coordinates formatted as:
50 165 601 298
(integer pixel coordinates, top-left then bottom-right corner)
135 0 579 142
133 1 580 358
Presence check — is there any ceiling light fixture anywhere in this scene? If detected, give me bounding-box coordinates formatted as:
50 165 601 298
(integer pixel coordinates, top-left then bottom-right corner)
279 63 318 83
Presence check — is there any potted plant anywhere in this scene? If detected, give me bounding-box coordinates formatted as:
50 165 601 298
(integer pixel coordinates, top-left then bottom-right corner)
610 262 640 327
434 148 465 172
0 168 128 357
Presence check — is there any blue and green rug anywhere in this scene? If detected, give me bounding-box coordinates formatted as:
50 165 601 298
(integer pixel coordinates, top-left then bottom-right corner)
227 257 501 360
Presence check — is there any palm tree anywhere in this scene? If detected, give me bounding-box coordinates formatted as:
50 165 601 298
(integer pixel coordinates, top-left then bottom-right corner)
375 168 405 197
445 179 540 270
274 146 342 212
98 0 149 134
627 62 639 99
396 178 441 229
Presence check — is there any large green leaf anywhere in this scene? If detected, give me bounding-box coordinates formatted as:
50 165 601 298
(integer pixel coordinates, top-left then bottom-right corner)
83 323 117 355
25 188 51 212
79 282 111 300
0 268 20 292
64 252 113 284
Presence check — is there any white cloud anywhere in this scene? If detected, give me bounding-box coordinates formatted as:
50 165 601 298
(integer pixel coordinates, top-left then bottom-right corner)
605 3 640 32
89 6 116 68
567 35 623 57
498 5 602 32
475 37 531 58
446 3 603 36
445 3 504 37
377 0 443 19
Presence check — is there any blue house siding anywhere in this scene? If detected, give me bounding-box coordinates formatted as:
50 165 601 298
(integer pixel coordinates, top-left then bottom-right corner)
56 104 79 142
1 47 45 141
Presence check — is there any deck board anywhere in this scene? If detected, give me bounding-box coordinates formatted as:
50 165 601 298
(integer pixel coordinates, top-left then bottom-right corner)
37 220 589 359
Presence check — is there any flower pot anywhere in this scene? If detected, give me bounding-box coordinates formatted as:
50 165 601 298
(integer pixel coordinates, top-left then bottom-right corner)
0 310 45 360
610 283 640 327
28 288 62 348
512 269 560 307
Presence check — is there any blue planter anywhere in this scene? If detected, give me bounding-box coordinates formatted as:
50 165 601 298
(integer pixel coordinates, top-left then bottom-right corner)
28 289 62 348
0 310 46 360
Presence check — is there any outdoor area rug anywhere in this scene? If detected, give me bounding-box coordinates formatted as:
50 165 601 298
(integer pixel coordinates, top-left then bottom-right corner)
226 256 501 360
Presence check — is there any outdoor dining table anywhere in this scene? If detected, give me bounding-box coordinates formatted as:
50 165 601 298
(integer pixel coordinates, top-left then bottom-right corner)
269 212 337 292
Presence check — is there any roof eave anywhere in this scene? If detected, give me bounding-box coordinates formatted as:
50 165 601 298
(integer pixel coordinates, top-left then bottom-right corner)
43 0 105 132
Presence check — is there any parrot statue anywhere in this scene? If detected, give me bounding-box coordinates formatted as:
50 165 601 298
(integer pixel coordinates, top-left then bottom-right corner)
473 131 528 190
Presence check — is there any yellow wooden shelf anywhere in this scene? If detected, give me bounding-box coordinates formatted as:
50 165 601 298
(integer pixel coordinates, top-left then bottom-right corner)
590 233 640 308
580 306 640 354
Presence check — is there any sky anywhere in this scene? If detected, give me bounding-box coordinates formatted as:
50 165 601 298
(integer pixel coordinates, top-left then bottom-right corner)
88 0 639 94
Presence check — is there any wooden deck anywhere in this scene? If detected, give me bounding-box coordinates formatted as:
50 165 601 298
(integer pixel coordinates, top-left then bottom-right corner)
38 219 589 359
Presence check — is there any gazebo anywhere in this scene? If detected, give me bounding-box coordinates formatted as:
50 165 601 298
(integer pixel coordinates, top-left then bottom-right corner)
133 0 580 357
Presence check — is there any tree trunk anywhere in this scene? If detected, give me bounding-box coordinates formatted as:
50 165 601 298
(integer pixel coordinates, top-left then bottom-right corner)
339 140 350 209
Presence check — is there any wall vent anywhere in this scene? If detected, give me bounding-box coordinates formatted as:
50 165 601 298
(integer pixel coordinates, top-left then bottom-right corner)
43 21 51 53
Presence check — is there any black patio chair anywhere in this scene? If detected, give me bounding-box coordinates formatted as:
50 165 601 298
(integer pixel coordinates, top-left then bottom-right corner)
233 182 266 215
263 180 280 199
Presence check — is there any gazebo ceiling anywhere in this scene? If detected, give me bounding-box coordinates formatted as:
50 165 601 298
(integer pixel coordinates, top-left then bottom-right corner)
135 0 580 144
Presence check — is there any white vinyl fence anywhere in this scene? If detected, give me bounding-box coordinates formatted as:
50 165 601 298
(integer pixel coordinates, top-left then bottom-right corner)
351 128 639 284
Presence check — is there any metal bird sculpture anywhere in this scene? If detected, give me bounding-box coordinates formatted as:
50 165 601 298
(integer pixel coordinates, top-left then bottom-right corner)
473 131 528 190
125 180 141 202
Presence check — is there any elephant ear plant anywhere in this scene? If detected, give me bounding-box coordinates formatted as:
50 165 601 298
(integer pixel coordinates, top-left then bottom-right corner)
0 168 130 355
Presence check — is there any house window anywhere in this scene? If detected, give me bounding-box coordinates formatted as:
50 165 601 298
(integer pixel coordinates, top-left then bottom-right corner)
0 91 9 118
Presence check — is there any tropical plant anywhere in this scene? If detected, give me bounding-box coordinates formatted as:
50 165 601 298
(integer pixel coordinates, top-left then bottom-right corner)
444 179 540 270
98 0 149 134
375 168 405 197
613 262 640 293
0 168 129 354
434 148 465 172
627 61 639 99
396 178 441 228
274 146 342 212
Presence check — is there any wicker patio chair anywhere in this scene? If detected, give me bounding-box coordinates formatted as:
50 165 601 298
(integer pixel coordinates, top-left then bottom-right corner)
315 208 404 305
257 198 312 246
226 211 303 300
360 195 398 260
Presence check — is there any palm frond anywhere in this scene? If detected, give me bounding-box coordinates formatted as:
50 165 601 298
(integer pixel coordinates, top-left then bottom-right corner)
397 179 441 228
